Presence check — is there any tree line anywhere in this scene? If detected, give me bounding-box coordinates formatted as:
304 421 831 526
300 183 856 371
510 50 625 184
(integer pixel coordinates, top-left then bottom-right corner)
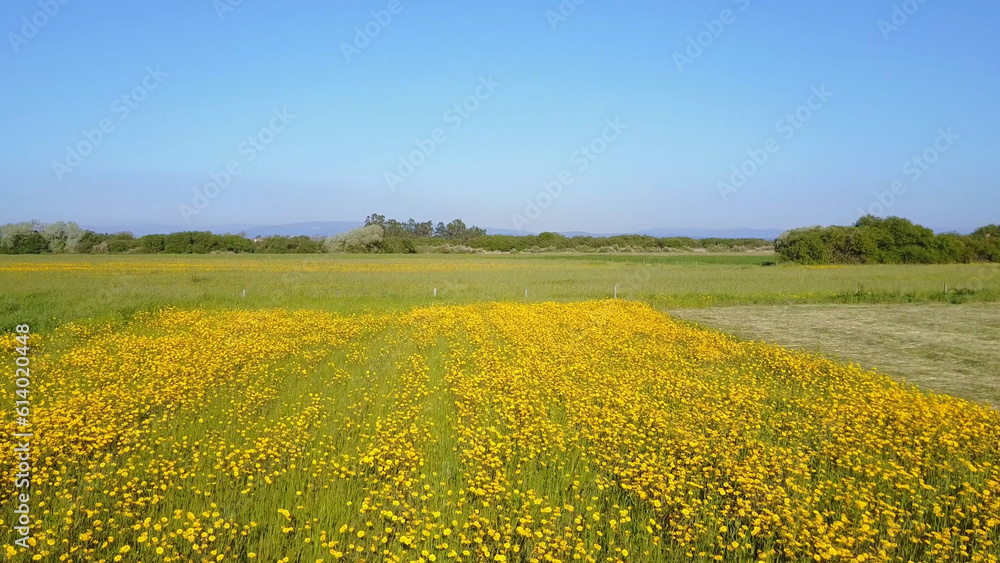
775 216 1000 264
344 214 771 253
7 216 995 261
0 216 774 255
0 222 323 255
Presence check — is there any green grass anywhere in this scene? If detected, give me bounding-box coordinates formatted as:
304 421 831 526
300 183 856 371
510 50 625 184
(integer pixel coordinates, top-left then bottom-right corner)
2 254 999 332
518 252 775 265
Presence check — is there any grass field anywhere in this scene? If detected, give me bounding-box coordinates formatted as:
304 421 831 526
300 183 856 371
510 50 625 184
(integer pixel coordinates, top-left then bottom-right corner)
2 255 999 331
2 255 1000 562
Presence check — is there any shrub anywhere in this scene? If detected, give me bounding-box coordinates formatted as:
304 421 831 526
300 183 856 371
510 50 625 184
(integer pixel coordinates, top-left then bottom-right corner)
324 225 384 253
776 216 999 265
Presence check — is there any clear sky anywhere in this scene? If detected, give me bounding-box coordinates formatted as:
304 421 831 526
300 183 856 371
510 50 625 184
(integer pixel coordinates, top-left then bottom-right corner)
2 0 998 233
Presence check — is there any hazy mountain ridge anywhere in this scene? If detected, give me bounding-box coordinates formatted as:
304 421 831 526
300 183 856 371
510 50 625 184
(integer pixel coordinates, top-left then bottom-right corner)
83 222 786 240
82 221 365 238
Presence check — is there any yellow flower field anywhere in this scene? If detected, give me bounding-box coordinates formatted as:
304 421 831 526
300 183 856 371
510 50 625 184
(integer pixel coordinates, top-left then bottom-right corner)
2 301 998 562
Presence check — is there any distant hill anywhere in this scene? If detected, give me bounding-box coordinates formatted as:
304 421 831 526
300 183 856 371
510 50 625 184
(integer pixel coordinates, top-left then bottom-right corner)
235 222 364 238
83 221 364 238
84 222 783 241
486 227 784 240
81 224 191 237
637 227 784 240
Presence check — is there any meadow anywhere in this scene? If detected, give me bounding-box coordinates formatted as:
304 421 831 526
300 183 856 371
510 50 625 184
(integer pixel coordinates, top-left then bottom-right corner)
2 254 999 332
2 254 999 562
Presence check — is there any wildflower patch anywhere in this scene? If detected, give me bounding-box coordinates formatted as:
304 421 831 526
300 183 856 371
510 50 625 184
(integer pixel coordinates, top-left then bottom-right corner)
1 302 998 561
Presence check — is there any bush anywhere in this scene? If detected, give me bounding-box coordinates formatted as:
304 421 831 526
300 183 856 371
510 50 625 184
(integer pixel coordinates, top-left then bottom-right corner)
325 225 384 253
776 216 999 265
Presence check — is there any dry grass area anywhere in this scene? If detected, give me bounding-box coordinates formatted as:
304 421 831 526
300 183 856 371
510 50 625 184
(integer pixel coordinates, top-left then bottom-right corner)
672 303 1000 407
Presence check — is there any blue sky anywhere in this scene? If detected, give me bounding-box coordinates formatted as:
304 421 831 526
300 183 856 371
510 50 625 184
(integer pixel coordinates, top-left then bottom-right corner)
1 0 998 233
